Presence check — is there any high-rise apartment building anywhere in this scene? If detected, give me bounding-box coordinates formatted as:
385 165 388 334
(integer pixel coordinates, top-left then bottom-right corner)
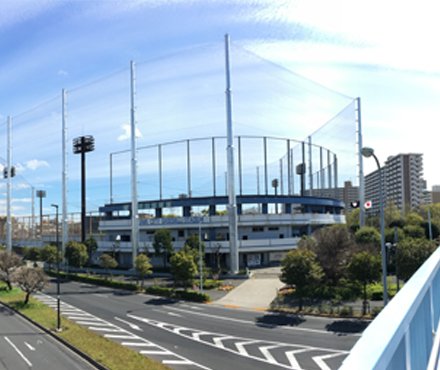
364 153 425 215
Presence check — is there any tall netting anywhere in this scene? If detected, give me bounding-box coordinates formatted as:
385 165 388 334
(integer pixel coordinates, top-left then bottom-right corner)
2 39 357 228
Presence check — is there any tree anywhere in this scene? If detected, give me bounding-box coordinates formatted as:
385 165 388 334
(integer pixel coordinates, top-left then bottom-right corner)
14 267 49 305
421 221 440 240
0 250 23 290
385 227 405 244
99 254 118 278
182 234 205 272
403 224 425 239
397 239 436 282
280 249 324 311
169 251 197 290
311 227 355 286
346 252 381 315
405 213 424 226
134 254 152 288
40 244 62 270
296 235 317 251
24 246 41 262
346 208 360 232
64 241 88 273
384 200 402 227
84 237 98 265
153 229 174 268
210 243 224 277
355 226 381 249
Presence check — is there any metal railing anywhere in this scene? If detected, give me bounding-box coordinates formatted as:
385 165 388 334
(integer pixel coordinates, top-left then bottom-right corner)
340 247 440 370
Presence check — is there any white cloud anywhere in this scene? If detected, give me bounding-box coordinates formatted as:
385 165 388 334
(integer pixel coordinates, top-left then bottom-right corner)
25 159 50 170
13 184 31 190
118 124 143 141
58 70 68 76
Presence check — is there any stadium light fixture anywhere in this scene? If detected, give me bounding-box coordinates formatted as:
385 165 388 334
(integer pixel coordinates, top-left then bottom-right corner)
73 135 95 243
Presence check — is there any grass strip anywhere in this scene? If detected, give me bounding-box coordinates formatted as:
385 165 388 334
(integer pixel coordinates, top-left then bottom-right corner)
0 283 172 370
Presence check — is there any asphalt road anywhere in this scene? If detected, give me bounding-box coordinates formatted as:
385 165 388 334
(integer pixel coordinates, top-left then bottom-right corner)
36 279 367 370
0 303 96 370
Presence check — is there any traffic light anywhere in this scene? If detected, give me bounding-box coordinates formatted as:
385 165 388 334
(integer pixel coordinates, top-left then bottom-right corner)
3 166 15 178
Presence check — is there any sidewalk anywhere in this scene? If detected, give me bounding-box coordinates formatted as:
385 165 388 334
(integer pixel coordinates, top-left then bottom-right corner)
212 267 283 310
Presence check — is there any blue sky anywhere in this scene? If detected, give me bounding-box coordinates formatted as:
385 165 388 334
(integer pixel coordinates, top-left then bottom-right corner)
1 0 439 216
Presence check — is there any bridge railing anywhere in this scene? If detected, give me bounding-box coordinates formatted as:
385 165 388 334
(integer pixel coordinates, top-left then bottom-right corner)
340 246 440 370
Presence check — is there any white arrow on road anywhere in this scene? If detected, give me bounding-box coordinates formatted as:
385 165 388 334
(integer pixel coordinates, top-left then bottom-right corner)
114 317 143 331
24 342 36 351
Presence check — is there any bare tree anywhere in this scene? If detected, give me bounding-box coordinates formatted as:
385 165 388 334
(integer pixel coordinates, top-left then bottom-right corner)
14 267 50 304
0 250 23 291
210 243 223 278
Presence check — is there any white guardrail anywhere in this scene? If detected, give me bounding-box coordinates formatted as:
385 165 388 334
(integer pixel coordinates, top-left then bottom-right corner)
340 246 440 370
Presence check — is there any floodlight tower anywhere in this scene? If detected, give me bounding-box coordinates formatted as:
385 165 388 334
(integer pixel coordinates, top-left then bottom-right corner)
73 136 95 243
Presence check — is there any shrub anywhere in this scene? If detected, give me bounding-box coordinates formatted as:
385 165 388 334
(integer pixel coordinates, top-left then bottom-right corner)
371 306 383 317
339 306 353 317
144 286 174 297
175 290 210 302
200 279 223 290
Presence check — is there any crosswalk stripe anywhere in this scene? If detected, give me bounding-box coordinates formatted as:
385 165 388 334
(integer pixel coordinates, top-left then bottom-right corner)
121 342 155 347
259 345 280 364
235 340 259 356
313 352 346 370
285 349 309 369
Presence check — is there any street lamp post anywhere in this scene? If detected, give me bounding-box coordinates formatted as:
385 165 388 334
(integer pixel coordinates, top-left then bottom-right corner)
423 189 432 240
51 203 61 332
199 222 203 294
361 147 388 306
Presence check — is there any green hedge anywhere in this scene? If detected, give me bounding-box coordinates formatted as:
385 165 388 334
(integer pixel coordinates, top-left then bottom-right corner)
144 286 174 297
175 290 210 302
45 270 211 302
45 270 140 291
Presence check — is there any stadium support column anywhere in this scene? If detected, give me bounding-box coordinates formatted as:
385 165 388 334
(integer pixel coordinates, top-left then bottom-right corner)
7 117 11 252
357 97 365 228
224 34 238 274
130 61 139 267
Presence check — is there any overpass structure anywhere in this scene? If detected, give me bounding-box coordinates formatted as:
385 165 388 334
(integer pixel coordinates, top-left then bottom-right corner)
340 246 440 370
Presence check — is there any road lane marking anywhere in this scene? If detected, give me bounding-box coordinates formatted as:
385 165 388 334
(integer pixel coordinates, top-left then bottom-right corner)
140 350 173 355
166 306 361 336
168 312 182 317
235 340 258 355
33 292 213 370
114 317 143 331
163 360 194 365
128 313 349 370
313 352 346 370
213 336 235 349
121 342 156 347
88 327 125 332
104 335 136 339
76 321 109 326
24 341 36 351
260 345 281 364
285 349 309 369
4 337 32 367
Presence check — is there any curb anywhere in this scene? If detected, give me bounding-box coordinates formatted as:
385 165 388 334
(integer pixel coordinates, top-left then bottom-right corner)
0 301 110 370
